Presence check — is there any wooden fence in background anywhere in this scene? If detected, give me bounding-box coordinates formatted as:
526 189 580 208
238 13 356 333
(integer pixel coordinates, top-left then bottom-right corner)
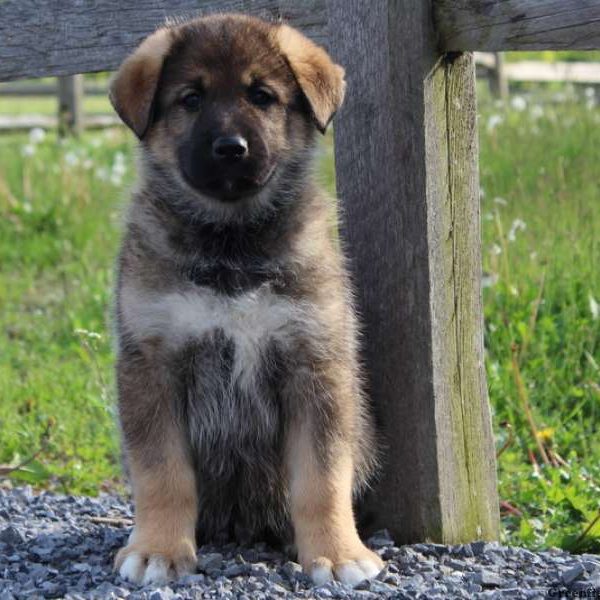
1 0 600 544
476 52 600 99
2 54 599 132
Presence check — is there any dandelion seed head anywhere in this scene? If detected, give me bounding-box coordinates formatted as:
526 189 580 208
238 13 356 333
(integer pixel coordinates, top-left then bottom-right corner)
530 105 544 119
487 114 503 132
29 127 46 144
64 151 79 167
511 95 527 111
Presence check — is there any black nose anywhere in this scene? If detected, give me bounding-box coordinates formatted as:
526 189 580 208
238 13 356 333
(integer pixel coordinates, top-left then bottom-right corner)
212 135 248 160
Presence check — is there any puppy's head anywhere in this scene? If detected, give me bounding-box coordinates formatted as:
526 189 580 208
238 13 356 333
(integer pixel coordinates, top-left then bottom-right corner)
110 14 345 214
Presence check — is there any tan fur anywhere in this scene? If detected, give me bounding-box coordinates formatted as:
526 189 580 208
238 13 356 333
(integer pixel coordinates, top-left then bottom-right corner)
275 25 346 133
109 27 173 138
286 422 383 578
113 422 198 577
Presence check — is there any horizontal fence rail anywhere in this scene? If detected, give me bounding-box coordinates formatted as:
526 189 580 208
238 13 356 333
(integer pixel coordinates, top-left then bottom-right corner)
0 83 108 96
476 55 600 85
0 0 327 82
3 1 600 82
436 0 600 51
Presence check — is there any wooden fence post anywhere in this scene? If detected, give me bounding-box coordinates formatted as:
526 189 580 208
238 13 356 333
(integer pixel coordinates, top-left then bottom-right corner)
327 0 499 544
58 74 83 136
489 53 508 99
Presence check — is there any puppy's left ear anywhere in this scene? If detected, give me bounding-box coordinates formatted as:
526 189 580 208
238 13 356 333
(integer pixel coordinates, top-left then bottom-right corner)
109 27 174 139
276 25 346 134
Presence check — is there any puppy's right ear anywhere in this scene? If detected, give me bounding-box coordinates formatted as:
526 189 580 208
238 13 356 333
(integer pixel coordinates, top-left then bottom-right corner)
109 27 173 139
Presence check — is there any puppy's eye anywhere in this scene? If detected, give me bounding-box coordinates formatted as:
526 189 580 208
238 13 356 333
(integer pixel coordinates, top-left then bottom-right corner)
181 92 201 111
248 87 275 108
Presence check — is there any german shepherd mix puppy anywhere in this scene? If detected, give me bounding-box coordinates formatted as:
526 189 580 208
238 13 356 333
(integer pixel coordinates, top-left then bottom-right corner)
109 13 383 587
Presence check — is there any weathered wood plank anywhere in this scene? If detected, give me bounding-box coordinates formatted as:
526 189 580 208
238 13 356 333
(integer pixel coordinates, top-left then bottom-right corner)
0 0 327 82
0 83 107 96
500 60 600 84
328 0 499 543
436 0 600 51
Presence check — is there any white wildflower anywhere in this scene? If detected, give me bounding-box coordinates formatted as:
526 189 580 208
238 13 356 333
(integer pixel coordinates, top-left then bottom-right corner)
487 114 503 132
508 218 526 242
511 95 527 111
21 144 35 157
482 272 499 288
491 243 502 256
530 105 544 120
112 152 127 178
590 294 599 321
493 197 507 206
488 361 499 379
64 151 79 167
95 167 109 181
74 328 102 340
553 92 565 103
29 127 46 144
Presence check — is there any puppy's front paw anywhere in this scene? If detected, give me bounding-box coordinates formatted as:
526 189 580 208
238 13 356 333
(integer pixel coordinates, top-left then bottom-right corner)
115 539 196 585
305 545 384 587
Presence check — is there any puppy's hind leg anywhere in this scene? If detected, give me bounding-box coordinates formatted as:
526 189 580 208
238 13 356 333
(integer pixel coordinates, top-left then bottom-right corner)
286 420 384 587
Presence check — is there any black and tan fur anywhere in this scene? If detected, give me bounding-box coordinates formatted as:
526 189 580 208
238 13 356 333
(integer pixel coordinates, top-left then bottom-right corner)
110 14 383 587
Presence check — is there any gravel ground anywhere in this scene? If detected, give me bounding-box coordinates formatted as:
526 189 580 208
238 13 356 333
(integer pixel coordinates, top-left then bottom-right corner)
1 487 599 599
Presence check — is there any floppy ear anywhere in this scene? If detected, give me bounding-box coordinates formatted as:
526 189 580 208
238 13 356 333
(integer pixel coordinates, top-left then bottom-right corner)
109 27 174 139
276 25 346 134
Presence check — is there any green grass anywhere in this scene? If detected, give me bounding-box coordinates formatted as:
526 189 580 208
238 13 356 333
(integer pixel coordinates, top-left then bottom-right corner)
0 88 598 551
479 88 600 552
0 128 135 494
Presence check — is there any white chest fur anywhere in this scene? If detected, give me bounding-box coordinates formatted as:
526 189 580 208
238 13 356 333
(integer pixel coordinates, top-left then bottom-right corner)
120 283 314 384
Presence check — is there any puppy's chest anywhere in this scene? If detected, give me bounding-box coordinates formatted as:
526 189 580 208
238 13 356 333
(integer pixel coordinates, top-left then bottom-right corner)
121 282 314 380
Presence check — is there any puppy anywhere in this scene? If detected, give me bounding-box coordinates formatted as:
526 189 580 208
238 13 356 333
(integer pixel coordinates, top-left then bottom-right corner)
109 13 383 587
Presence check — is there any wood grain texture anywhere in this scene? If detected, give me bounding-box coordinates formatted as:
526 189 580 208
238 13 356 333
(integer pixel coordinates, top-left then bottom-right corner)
436 0 600 51
328 0 499 544
0 0 327 82
0 82 107 96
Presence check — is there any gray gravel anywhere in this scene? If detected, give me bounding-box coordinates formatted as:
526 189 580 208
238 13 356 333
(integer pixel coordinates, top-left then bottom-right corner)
1 486 599 599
